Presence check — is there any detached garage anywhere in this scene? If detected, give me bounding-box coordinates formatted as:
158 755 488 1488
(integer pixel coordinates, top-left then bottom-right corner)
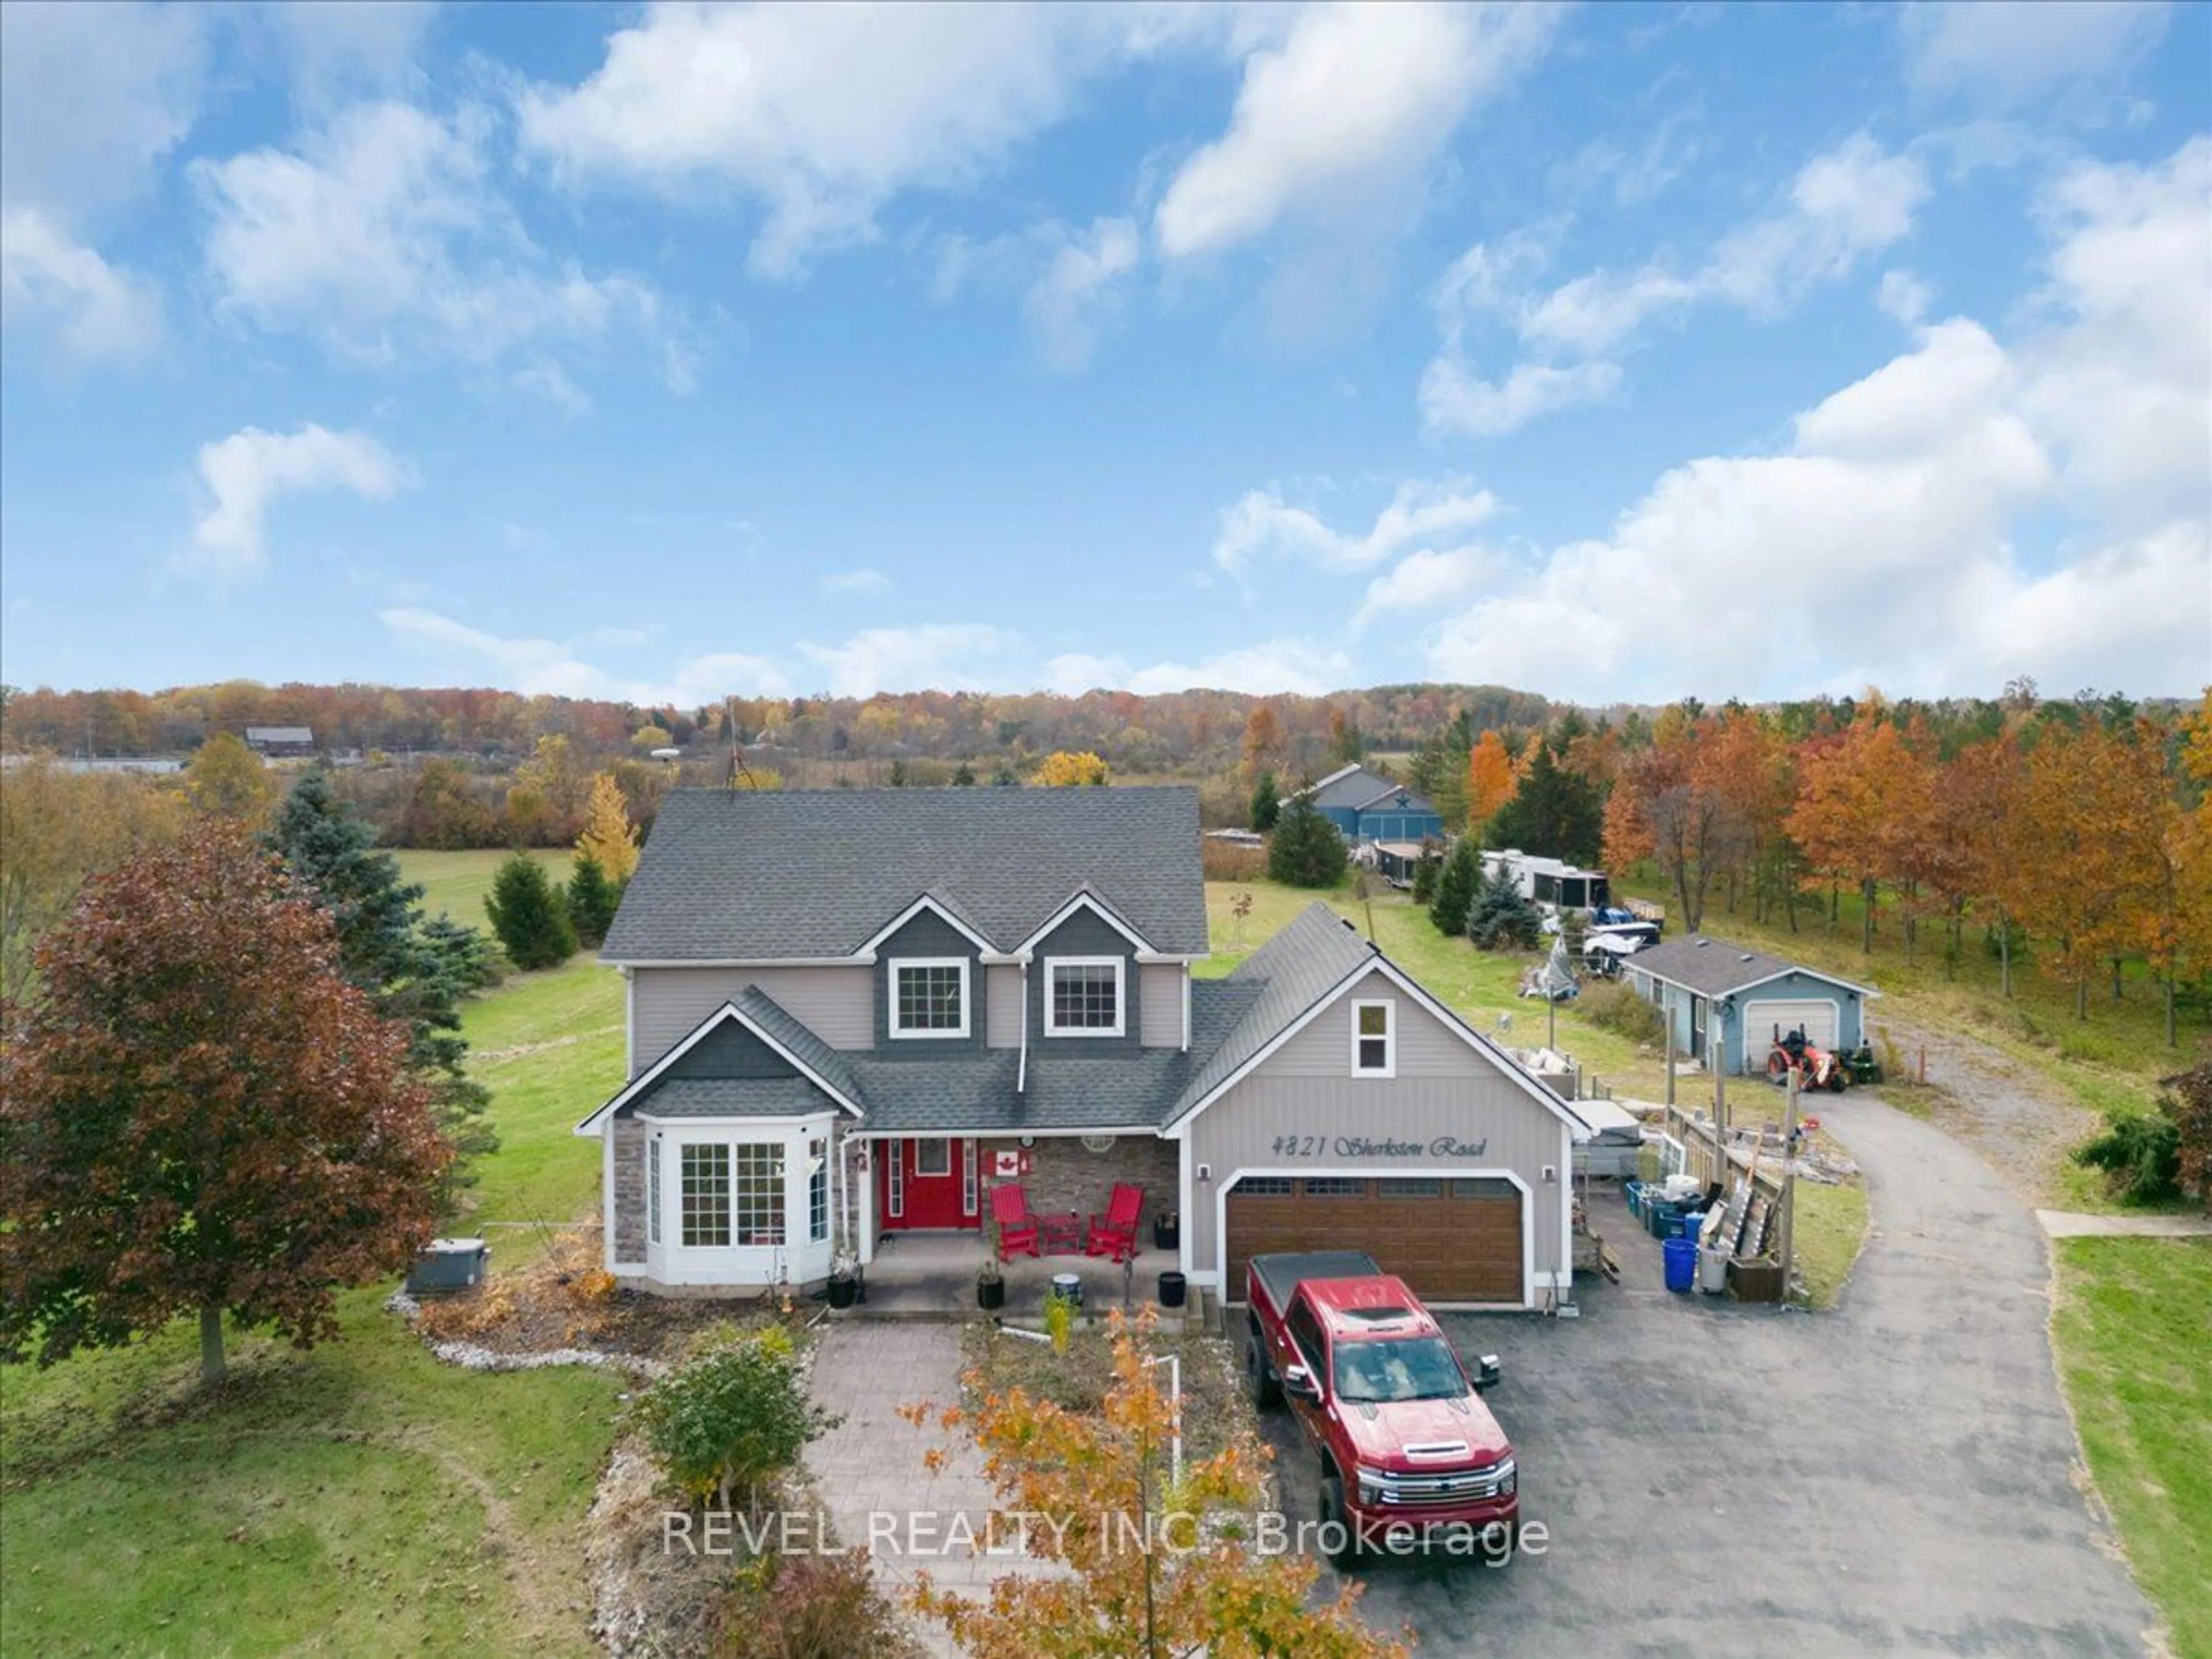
1162 906 1589 1309
1624 937 1878 1076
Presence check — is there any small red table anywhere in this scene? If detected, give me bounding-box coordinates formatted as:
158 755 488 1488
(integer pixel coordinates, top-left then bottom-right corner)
1040 1211 1083 1255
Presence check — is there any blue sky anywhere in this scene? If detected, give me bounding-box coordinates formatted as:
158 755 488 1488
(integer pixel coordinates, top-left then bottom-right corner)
2 1 2206 707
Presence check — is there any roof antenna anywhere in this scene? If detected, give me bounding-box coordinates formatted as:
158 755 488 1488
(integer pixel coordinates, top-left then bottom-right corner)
725 696 761 790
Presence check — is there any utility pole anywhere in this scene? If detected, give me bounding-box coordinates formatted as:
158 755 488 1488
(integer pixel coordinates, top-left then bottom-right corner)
1777 1060 1800 1299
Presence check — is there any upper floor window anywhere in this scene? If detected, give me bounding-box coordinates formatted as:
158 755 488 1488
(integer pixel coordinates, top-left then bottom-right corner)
1045 956 1124 1036
891 957 969 1039
1351 999 1395 1078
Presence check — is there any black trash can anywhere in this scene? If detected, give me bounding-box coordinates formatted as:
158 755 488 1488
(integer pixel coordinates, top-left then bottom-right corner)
1158 1270 1187 1309
1153 1213 1180 1251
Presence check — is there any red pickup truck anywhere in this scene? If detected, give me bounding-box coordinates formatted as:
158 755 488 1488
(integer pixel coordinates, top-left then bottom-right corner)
1245 1251 1518 1565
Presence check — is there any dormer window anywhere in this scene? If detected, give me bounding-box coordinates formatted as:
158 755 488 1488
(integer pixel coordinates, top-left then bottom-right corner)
1045 957 1124 1037
1351 999 1395 1077
890 957 969 1039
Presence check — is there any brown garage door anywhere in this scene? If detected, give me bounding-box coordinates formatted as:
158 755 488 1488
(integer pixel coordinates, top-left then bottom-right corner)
1225 1175 1524 1302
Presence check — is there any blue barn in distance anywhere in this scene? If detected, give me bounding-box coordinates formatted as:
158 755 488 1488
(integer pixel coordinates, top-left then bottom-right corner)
1291 764 1444 843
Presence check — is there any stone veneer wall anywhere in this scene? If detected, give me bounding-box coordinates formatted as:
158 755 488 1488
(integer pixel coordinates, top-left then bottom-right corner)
978 1134 1181 1247
611 1118 647 1262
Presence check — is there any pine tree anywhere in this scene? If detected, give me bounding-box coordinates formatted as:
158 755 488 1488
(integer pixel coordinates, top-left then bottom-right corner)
567 853 622 946
1467 866 1543 950
1486 738 1604 865
1267 797 1347 888
1429 839 1481 937
952 762 978 786
486 853 577 971
1411 851 1440 906
1250 770 1281 832
266 771 498 1202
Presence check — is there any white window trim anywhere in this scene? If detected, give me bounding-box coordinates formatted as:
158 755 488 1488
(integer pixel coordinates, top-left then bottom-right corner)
646 1131 662 1247
1043 955 1127 1038
888 956 971 1040
1351 998 1396 1079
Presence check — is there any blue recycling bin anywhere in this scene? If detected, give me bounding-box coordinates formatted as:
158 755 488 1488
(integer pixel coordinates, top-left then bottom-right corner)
1662 1236 1699 1293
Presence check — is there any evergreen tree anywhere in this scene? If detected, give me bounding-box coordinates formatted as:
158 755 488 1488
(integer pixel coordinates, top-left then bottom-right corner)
1266 797 1347 888
1429 839 1481 937
1467 866 1544 950
952 762 977 786
266 771 498 1201
1411 850 1441 906
1249 770 1281 832
567 852 622 946
1487 737 1604 865
486 853 577 970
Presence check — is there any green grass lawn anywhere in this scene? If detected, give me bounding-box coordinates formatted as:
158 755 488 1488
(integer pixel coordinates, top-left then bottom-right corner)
1788 1180 1870 1309
2052 1238 2212 1659
0 855 629 1654
399 847 571 933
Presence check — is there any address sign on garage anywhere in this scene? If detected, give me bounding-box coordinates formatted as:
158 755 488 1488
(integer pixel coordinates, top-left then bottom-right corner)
1268 1135 1490 1159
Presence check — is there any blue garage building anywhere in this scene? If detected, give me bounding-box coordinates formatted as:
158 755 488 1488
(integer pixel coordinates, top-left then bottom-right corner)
1293 763 1444 843
1624 936 1878 1076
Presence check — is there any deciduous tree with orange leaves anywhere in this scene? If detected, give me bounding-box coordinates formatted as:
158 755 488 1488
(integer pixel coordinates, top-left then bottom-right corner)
903 1309 1405 1659
1786 715 1923 953
1465 729 1517 831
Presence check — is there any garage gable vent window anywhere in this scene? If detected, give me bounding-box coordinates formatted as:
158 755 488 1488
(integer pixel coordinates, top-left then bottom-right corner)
1351 999 1395 1078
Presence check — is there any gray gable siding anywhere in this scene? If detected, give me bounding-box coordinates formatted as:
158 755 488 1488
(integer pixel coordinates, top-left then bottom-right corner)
1028 908 1141 1058
630 965 873 1073
662 1018 796 1081
1183 963 1570 1294
876 909 987 1054
1139 963 1183 1048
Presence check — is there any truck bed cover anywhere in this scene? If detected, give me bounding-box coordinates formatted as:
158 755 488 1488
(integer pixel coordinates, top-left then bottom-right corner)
1248 1251 1384 1310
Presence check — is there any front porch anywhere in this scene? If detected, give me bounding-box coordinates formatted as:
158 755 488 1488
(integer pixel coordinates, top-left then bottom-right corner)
843 1228 1187 1321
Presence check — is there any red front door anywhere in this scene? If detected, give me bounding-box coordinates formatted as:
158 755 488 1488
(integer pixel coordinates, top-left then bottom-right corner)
878 1137 978 1230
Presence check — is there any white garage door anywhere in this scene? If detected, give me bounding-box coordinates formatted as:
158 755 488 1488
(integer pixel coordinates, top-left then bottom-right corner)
1743 998 1838 1067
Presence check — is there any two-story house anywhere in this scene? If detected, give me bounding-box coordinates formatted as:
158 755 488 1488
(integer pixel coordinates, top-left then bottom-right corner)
575 786 1586 1308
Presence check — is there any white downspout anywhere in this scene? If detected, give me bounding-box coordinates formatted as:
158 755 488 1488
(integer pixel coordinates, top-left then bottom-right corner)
1017 952 1031 1094
1180 967 1191 1053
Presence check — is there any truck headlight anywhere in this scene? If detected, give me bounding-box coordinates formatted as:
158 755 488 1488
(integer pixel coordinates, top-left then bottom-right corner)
1497 1460 1517 1495
1354 1465 1388 1503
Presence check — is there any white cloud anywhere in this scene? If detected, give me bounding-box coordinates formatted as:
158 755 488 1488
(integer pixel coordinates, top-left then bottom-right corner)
1025 217 1140 372
1417 139 2210 701
821 567 891 594
1213 478 1499 574
797 624 1017 697
195 100 675 377
1876 268 1933 324
380 607 790 702
253 1 438 107
518 3 1166 280
0 209 164 364
1046 639 1355 697
1419 358 1622 438
0 2 204 363
1425 134 1932 438
1899 2 2169 107
1353 546 1502 630
1154 2 1558 261
190 425 408 575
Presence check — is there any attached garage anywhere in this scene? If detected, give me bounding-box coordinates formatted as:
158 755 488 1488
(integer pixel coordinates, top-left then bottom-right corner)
1223 1173 1527 1305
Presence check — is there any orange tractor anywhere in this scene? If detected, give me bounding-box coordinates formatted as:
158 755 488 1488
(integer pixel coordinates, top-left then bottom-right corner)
1764 1025 1850 1092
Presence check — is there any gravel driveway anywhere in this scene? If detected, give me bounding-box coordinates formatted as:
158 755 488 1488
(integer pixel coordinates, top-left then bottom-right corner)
1259 1095 2158 1657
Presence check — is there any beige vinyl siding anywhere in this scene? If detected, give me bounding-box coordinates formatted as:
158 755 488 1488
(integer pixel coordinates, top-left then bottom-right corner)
1139 963 1183 1048
630 964 873 1073
986 964 1024 1048
1183 965 1571 1296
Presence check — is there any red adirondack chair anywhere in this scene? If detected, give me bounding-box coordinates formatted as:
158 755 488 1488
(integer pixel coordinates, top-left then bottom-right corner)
990 1183 1041 1261
1084 1183 1143 1263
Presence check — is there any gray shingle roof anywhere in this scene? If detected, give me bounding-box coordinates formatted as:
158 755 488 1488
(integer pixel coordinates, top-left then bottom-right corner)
637 1077 836 1118
603 787 1208 961
1165 903 1378 1124
734 986 867 1108
1627 936 1857 997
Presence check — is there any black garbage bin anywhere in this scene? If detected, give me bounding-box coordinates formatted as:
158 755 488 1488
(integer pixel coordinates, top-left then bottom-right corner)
1158 1270 1187 1308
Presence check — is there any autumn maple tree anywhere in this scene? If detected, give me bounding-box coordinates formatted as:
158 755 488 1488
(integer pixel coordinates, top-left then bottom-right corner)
0 827 451 1382
904 1309 1403 1659
1031 750 1110 786
1464 729 1517 832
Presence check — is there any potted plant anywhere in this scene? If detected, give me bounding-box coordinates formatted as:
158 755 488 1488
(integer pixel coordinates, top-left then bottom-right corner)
1153 1210 1179 1252
976 1253 1005 1311
825 1247 861 1310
